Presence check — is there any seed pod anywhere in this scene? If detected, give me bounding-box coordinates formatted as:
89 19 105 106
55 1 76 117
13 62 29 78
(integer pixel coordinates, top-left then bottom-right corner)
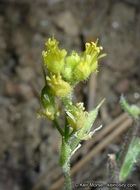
41 85 56 120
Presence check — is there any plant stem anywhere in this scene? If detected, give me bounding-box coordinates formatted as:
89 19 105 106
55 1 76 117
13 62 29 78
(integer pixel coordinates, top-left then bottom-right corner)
65 114 69 141
63 162 71 190
53 119 64 136
63 115 72 190
69 129 76 138
60 136 72 190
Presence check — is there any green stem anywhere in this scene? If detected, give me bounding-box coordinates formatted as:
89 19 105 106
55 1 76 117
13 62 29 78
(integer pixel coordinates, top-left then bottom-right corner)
69 129 76 138
65 114 69 141
53 119 64 136
63 163 71 190
60 136 72 190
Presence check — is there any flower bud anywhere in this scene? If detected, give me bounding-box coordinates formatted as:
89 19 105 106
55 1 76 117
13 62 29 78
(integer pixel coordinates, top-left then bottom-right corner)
74 60 91 81
62 66 73 81
65 51 80 67
62 51 80 82
47 74 71 98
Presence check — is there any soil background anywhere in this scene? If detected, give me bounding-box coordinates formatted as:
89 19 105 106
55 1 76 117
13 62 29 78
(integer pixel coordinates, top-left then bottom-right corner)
0 0 140 190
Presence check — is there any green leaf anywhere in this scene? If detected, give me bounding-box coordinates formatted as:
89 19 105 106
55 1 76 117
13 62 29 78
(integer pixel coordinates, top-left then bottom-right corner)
119 138 140 181
71 99 105 152
79 99 104 134
120 95 140 119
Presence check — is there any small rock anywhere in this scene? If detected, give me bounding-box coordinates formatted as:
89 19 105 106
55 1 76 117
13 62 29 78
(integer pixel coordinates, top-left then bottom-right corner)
115 79 130 94
54 11 79 36
4 81 34 101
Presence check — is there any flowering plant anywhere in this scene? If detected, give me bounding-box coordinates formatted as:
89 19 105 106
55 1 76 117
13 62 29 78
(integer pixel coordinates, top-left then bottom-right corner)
38 37 106 189
37 37 140 189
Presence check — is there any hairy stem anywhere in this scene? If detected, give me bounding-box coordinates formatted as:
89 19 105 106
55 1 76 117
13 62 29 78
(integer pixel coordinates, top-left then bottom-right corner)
60 135 72 190
63 162 71 190
65 115 69 141
53 119 64 136
69 130 76 138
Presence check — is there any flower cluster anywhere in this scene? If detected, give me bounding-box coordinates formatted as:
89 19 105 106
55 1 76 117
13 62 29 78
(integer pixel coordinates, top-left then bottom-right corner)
39 37 106 124
63 39 106 83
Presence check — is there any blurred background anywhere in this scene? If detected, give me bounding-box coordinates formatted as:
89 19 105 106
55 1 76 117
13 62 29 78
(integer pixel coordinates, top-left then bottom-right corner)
0 0 140 189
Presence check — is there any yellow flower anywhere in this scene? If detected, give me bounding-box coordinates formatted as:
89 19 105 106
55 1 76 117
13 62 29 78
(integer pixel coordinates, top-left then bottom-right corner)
42 37 67 74
63 39 106 83
47 74 71 98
